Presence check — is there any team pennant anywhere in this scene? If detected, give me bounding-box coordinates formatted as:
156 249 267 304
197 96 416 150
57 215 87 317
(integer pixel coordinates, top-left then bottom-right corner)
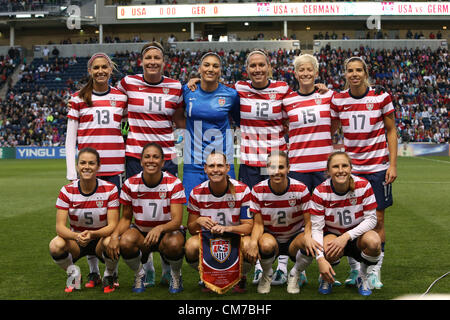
199 229 242 294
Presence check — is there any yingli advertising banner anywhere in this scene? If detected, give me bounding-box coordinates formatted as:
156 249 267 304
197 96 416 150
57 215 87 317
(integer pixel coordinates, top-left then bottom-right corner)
117 2 449 20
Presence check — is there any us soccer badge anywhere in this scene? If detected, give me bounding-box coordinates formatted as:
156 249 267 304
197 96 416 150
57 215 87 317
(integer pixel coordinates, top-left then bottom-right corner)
199 229 242 294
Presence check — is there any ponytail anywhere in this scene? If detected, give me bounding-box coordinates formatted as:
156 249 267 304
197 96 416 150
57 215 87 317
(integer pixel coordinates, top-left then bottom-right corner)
78 76 94 107
226 175 236 197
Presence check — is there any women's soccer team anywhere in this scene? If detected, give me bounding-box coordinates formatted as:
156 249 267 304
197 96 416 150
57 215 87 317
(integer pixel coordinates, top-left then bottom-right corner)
50 42 397 297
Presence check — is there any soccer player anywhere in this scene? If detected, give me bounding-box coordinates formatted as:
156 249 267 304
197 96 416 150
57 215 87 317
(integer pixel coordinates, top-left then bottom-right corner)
117 41 185 178
65 53 127 288
245 151 320 294
106 142 186 294
236 49 294 286
184 151 253 293
283 54 338 193
49 147 120 293
330 57 397 289
182 52 240 203
310 151 381 296
117 41 185 285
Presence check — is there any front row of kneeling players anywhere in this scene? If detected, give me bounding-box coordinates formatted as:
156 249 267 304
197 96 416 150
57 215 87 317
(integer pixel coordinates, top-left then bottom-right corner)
50 144 381 296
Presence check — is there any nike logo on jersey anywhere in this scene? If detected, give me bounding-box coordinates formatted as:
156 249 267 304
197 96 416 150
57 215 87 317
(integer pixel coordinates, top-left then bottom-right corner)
137 193 145 197
73 203 81 207
248 93 255 97
265 202 273 206
343 106 352 110
330 202 337 207
205 204 214 208
139 87 147 90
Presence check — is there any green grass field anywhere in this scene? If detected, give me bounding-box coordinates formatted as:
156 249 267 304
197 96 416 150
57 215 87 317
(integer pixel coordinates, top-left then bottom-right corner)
0 157 449 301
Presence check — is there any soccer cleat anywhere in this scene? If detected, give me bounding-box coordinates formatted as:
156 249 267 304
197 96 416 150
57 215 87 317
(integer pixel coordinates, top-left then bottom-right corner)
132 272 146 293
169 274 184 294
257 273 272 294
65 268 81 293
233 276 247 293
367 271 383 290
160 270 171 286
252 269 262 284
344 269 359 287
102 276 116 293
357 276 372 296
287 272 300 294
85 273 101 288
298 271 308 287
318 276 333 295
271 269 287 285
143 268 155 288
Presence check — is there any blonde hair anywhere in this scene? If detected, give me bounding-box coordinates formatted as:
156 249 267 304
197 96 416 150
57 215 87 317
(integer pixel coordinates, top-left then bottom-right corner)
206 151 235 196
245 49 273 80
293 54 319 73
326 151 355 192
343 56 371 90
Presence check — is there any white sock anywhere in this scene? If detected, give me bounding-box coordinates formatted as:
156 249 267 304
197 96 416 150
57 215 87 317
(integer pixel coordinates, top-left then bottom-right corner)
102 253 118 278
260 255 275 276
291 251 313 276
347 256 360 271
143 252 155 272
360 252 381 277
276 255 289 274
124 252 143 275
53 252 73 271
254 259 262 272
166 257 183 277
87 255 100 274
161 254 171 275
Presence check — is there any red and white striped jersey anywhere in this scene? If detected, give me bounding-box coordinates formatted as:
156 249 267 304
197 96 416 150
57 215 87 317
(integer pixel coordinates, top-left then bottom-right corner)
67 87 127 176
235 80 289 167
250 178 310 243
120 171 186 233
310 175 377 238
117 75 183 161
330 88 394 174
55 179 120 232
187 178 252 226
283 89 334 172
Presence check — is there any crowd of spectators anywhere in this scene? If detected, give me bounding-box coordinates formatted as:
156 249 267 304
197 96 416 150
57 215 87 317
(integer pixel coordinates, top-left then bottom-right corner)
0 45 448 147
0 0 67 12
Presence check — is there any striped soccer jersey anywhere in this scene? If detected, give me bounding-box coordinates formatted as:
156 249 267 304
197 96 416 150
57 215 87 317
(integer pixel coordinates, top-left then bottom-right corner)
120 171 186 233
55 179 120 232
283 89 334 172
310 175 378 237
67 87 127 176
187 179 252 226
235 80 290 167
117 75 183 161
250 177 310 243
330 88 394 174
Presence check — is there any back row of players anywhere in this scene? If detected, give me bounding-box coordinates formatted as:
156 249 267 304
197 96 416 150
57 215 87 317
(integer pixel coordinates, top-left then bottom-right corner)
50 41 398 296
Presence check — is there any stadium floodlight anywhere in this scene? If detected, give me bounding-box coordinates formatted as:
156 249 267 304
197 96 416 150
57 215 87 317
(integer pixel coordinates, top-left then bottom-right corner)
15 14 32 18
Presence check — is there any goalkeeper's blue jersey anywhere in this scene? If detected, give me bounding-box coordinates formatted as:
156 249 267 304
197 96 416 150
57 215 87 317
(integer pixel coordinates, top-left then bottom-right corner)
182 83 240 171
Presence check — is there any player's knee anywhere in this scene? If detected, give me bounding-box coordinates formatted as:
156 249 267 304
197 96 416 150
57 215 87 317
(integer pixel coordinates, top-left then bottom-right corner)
119 232 138 253
362 231 381 255
258 238 277 257
184 236 199 260
49 236 66 255
161 234 184 258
